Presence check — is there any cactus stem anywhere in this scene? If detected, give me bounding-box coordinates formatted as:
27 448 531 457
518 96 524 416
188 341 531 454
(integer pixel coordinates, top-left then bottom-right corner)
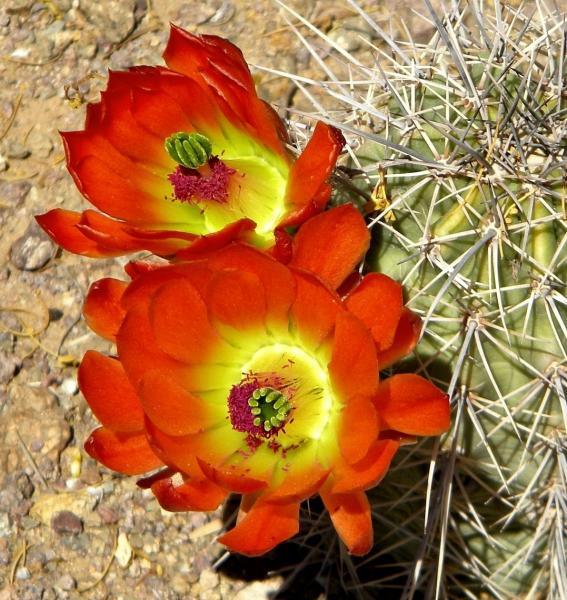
422 230 496 334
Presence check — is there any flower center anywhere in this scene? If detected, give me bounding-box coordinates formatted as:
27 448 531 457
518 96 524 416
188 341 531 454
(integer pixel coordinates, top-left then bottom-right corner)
227 343 336 451
165 131 236 204
227 376 292 439
248 387 292 432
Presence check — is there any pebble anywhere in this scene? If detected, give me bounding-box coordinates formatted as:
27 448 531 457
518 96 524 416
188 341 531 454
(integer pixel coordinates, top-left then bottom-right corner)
55 574 75 591
16 472 34 499
0 181 31 207
80 43 98 59
199 569 219 592
51 510 83 535
10 221 56 271
0 352 21 385
19 516 39 530
59 378 78 396
97 505 119 524
114 532 133 568
0 538 10 566
234 579 283 600
5 142 31 159
329 28 370 53
26 129 54 159
15 566 31 580
26 547 46 568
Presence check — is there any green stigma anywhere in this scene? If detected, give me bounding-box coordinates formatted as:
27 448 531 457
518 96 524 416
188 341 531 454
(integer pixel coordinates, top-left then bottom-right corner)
165 132 213 169
248 387 292 433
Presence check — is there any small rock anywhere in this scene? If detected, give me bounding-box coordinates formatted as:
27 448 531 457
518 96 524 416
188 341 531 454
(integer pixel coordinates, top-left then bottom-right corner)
51 510 83 535
234 579 283 600
171 573 190 595
15 566 30 580
26 130 53 159
114 531 133 568
16 472 34 499
0 155 8 171
45 20 65 35
79 43 98 59
17 583 45 600
30 439 43 452
55 574 75 591
0 352 21 385
97 505 119 524
59 378 78 396
0 512 11 536
0 538 10 565
328 27 370 53
0 181 31 207
19 515 38 530
10 221 56 271
26 547 46 568
199 569 219 592
5 142 30 159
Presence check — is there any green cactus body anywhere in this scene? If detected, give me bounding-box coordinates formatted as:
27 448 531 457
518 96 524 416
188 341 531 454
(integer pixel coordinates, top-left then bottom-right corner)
320 1 566 596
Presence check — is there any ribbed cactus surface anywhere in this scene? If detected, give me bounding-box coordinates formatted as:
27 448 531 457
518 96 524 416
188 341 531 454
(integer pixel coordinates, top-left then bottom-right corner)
282 0 566 597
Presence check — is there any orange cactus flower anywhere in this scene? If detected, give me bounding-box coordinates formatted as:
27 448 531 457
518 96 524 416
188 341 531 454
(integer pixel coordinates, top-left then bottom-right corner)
79 205 449 556
36 26 344 259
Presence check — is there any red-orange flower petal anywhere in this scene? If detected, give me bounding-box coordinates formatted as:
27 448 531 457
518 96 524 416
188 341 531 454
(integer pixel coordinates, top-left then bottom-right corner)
280 122 345 228
375 308 422 369
145 420 244 475
374 374 450 436
267 461 330 503
339 395 380 464
83 277 127 341
197 459 268 494
332 439 400 494
290 270 341 347
78 351 144 433
207 244 296 329
117 305 188 388
328 312 378 400
345 273 404 351
35 210 122 258
218 497 300 556
121 260 212 312
150 471 227 512
62 131 170 224
76 210 194 252
207 269 267 334
174 219 256 260
290 204 370 290
320 489 373 556
149 279 221 365
36 208 199 259
138 370 222 436
84 427 162 475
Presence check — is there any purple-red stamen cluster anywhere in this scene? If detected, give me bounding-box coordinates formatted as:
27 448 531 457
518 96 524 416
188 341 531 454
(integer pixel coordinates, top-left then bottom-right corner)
168 157 236 204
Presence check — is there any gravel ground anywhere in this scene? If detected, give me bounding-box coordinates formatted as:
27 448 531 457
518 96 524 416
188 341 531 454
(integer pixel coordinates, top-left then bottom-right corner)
0 1 439 598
